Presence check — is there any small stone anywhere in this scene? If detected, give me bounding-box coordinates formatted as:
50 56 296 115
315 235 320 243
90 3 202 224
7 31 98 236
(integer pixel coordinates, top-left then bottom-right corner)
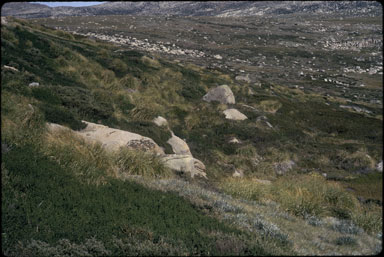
223 108 248 120
377 161 383 172
28 82 40 87
153 116 168 127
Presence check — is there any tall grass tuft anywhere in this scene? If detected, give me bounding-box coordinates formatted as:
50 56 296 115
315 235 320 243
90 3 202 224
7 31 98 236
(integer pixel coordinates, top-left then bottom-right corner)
269 173 359 218
219 177 268 202
115 148 173 178
42 129 116 185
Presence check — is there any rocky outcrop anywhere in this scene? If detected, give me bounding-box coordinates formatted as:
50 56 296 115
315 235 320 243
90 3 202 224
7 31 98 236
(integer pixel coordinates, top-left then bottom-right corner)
47 121 165 155
161 154 207 179
167 132 192 156
46 121 207 178
223 108 248 121
203 85 235 104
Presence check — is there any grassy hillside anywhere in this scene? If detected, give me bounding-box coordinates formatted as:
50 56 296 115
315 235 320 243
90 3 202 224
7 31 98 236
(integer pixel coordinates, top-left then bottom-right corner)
1 17 382 255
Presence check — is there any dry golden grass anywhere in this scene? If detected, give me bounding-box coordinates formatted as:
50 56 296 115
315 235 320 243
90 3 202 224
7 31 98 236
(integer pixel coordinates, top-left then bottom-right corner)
258 99 282 113
141 55 161 68
42 130 117 185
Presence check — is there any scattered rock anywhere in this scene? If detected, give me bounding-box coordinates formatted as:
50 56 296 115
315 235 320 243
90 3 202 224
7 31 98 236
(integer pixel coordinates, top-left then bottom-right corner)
232 169 244 178
228 137 240 144
28 82 40 87
167 132 192 156
161 154 207 179
274 160 295 175
253 178 272 185
1 17 8 25
340 105 372 114
2 143 11 154
3 65 19 72
235 74 251 83
153 116 168 127
256 115 273 129
203 85 235 104
377 161 383 172
223 108 248 120
213 54 222 60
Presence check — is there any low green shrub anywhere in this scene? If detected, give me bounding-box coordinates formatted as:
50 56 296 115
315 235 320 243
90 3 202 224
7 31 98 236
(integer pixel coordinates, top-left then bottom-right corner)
39 103 86 131
31 86 61 105
334 236 357 246
2 143 274 256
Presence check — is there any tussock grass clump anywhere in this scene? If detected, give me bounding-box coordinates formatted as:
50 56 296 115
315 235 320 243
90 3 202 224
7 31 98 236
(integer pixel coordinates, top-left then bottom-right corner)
351 203 382 234
258 99 282 113
219 177 268 202
115 148 173 178
219 173 363 222
1 91 46 147
42 130 116 185
140 55 161 68
333 148 376 173
270 174 359 219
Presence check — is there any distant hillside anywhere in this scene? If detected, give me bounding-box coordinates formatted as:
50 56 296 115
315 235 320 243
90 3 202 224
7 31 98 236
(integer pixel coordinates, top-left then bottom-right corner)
2 1 382 18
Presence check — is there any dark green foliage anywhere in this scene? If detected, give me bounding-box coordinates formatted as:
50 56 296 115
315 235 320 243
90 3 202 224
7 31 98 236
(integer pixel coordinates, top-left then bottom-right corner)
2 144 273 255
1 71 32 96
335 236 357 246
2 26 87 88
31 87 61 105
39 104 86 131
114 94 135 114
53 86 114 123
180 83 206 100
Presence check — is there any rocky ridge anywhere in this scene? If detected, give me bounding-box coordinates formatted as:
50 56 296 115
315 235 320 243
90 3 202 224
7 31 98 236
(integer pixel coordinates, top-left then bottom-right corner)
2 1 381 19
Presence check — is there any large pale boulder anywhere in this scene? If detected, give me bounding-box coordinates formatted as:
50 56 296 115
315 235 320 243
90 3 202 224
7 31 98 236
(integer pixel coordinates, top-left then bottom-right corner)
161 154 207 179
167 132 192 156
203 85 235 104
47 121 164 155
223 108 248 120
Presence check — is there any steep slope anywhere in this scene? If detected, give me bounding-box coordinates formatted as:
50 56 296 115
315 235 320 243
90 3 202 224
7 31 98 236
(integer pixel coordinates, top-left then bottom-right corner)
1 17 382 256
